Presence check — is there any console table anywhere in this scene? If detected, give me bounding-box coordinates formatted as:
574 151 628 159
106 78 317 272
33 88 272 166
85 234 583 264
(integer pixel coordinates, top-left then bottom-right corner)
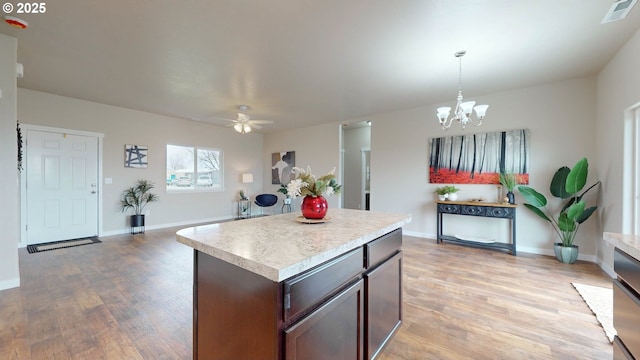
436 200 517 255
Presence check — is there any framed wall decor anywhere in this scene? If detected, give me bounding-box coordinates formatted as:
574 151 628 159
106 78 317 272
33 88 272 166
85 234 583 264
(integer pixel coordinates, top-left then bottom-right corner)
429 129 530 184
272 151 295 184
125 144 148 168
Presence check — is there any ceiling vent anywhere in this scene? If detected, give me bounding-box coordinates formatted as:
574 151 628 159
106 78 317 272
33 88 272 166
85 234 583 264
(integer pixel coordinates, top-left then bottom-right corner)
602 0 637 23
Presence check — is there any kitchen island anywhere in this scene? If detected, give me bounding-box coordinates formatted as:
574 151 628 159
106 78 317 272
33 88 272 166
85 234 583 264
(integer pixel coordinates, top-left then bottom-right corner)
177 208 411 360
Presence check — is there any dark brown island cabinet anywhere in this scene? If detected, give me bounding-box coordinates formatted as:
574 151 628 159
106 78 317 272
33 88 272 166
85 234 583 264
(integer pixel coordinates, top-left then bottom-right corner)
176 209 410 360
603 232 640 360
195 229 401 359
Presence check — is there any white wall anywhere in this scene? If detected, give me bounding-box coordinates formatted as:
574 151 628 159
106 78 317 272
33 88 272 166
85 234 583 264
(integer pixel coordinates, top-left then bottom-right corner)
0 34 20 290
263 122 342 211
596 26 640 272
18 89 264 235
273 77 600 258
369 77 599 258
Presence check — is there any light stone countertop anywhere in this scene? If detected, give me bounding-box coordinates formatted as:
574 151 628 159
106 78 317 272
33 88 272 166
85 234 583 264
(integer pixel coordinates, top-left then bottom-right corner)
603 232 640 260
176 208 412 282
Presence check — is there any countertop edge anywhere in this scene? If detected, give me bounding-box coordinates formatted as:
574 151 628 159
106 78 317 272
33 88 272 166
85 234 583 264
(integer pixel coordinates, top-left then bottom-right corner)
603 232 640 261
176 213 411 282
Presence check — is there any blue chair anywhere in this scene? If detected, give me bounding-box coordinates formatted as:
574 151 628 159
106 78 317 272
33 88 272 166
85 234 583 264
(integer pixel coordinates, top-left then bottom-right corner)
254 194 278 216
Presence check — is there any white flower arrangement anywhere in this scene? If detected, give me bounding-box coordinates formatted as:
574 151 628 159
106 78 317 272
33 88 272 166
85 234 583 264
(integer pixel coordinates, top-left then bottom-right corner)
286 166 342 199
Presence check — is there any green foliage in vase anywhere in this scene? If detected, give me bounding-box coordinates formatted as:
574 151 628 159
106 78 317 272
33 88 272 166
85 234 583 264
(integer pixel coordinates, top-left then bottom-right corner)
435 185 459 195
499 172 518 192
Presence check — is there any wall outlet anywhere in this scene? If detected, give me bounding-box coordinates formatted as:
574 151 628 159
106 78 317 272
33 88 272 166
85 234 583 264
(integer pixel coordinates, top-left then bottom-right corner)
104 177 112 184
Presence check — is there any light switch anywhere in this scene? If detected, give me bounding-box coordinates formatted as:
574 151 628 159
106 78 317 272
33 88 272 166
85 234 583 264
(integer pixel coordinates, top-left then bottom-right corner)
104 177 113 184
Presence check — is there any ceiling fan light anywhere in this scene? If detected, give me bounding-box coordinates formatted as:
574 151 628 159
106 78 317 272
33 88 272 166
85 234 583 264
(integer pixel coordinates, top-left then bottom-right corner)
234 123 243 133
243 124 252 133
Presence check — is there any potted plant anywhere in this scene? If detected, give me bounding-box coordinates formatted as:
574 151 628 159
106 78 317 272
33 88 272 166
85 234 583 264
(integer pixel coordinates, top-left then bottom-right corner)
517 158 600 263
119 179 159 233
499 172 518 204
435 185 460 201
277 184 292 205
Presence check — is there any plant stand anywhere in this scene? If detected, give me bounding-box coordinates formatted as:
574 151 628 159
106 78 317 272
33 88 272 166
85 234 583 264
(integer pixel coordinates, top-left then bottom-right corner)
130 214 145 234
282 198 292 213
237 199 251 219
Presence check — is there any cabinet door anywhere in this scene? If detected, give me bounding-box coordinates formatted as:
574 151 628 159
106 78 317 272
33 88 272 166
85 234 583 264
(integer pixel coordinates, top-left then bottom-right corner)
285 279 364 360
365 251 402 360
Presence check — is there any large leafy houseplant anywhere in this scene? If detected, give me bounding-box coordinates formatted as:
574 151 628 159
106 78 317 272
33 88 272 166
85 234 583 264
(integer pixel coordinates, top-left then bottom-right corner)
518 158 600 249
119 179 160 215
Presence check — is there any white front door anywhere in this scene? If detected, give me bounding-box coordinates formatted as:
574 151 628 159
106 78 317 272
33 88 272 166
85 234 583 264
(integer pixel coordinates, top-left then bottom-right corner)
26 129 99 244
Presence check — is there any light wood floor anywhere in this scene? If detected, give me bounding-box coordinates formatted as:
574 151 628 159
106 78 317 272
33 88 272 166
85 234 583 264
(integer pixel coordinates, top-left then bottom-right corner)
0 226 612 359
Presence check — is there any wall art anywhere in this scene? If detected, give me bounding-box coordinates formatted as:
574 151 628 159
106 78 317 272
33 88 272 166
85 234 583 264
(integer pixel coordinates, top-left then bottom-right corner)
272 151 295 184
429 129 530 184
125 144 148 168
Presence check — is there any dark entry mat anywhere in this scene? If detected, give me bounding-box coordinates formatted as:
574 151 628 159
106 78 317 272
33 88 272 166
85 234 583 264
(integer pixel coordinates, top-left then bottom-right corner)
27 237 101 254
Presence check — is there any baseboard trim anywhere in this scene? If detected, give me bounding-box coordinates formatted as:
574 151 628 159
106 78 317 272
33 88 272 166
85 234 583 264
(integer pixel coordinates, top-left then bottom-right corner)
99 216 234 237
0 277 20 291
403 231 602 265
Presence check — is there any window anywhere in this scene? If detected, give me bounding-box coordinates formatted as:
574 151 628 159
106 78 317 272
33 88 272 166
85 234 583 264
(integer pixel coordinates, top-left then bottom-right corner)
166 144 223 192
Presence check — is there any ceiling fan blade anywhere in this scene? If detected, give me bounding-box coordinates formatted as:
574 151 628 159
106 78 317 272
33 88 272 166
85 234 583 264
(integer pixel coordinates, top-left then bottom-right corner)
250 123 263 129
210 116 238 123
249 120 274 124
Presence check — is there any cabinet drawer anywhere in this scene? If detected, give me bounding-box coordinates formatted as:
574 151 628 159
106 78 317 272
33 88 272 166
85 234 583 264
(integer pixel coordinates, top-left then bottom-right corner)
284 247 364 325
614 279 640 357
365 228 402 269
285 279 364 360
615 248 640 294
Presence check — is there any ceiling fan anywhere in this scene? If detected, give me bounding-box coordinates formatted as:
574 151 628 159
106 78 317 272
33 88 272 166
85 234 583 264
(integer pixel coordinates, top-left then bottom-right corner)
216 105 273 134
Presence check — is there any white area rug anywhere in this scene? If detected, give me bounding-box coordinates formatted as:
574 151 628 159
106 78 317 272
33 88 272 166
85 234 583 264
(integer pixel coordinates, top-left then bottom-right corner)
572 282 616 342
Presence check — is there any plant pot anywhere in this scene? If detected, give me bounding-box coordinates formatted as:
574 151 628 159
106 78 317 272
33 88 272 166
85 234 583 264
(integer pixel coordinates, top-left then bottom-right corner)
301 195 328 219
130 214 145 234
447 193 458 201
437 195 447 201
553 243 579 264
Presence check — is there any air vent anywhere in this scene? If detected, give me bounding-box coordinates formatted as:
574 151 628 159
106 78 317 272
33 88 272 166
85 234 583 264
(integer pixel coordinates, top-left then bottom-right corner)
602 0 637 24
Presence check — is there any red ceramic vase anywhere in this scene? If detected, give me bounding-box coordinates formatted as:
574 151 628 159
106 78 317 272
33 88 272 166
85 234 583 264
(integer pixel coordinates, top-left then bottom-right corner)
301 195 328 219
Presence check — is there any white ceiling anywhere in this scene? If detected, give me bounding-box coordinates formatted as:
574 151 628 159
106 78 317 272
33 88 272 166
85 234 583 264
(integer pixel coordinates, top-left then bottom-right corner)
2 1 640 133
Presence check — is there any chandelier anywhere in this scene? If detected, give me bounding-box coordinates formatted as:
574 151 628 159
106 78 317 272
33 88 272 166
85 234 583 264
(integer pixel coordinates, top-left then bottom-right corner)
436 51 489 130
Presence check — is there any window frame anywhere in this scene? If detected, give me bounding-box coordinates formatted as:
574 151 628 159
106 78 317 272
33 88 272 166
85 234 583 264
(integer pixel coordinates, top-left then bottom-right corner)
166 144 224 193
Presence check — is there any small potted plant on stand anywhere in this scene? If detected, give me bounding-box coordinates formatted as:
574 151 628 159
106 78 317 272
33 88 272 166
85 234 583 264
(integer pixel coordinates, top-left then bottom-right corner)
278 184 292 204
277 184 292 213
435 185 460 201
119 179 159 234
238 190 250 218
517 158 600 263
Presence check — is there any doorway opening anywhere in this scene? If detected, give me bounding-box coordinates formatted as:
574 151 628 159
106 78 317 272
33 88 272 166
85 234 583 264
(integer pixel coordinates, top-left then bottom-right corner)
341 121 371 210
